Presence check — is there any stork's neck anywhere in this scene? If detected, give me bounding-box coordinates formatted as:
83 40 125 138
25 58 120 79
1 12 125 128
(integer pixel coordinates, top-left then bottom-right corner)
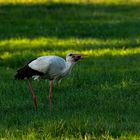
62 61 75 76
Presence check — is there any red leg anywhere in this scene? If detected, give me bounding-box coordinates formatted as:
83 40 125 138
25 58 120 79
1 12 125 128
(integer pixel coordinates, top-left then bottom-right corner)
28 79 37 111
49 80 53 111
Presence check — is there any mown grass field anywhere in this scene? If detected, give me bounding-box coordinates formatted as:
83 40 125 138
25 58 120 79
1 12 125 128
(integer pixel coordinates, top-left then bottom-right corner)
0 0 140 139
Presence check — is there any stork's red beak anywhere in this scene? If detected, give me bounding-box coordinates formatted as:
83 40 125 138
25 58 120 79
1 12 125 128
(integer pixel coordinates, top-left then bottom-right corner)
73 54 87 61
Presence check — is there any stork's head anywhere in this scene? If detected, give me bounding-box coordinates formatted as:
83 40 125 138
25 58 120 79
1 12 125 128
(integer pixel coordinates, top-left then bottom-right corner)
66 52 86 63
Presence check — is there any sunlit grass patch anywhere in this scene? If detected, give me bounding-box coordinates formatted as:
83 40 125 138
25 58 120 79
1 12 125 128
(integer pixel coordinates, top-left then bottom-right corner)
0 37 139 48
0 37 140 68
53 0 140 5
0 0 140 5
1 37 140 49
0 37 140 63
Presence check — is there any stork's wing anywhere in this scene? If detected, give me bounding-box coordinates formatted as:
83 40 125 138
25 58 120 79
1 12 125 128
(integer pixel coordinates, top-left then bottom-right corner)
28 56 51 74
28 56 66 75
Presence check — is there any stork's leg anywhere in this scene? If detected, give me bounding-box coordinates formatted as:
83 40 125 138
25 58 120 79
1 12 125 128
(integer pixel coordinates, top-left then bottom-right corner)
28 79 37 111
49 80 53 111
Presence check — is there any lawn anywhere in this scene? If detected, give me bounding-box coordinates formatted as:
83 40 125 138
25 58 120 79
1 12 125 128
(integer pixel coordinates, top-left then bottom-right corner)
0 0 140 139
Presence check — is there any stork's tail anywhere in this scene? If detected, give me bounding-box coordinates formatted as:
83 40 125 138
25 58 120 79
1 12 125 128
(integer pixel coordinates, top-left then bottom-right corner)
15 65 44 80
14 65 30 80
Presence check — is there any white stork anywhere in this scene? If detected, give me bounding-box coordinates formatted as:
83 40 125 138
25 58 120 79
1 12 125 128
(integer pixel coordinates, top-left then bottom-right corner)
15 53 85 111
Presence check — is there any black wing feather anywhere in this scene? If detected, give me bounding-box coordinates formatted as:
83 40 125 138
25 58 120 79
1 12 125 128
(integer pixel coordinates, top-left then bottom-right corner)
14 59 44 80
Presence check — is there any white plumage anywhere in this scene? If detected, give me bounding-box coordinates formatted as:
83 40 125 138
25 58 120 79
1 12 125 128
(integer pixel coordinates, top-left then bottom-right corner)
28 56 69 82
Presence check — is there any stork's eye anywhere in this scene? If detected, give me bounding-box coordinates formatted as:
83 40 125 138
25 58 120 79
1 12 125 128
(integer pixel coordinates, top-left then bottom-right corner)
69 53 73 56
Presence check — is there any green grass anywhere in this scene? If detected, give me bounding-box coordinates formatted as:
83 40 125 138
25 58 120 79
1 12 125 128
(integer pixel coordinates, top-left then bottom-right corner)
0 0 140 139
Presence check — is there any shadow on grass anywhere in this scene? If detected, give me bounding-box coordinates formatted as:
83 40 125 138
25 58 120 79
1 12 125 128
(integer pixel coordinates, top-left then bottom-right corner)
0 3 140 39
